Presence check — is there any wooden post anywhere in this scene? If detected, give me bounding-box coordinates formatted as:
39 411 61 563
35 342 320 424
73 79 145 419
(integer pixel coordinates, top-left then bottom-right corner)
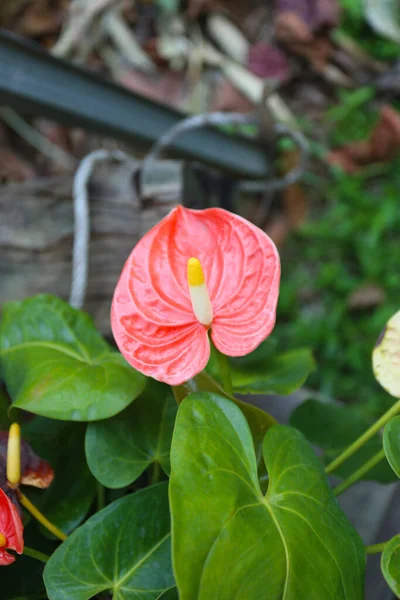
0 159 182 335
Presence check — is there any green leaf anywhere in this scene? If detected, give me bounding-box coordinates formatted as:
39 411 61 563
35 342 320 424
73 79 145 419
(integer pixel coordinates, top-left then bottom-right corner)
85 381 176 488
291 399 396 483
381 535 400 596
290 399 369 453
383 416 400 478
157 589 178 600
231 348 315 395
173 371 275 469
170 393 365 600
0 295 146 421
44 482 174 600
23 418 96 535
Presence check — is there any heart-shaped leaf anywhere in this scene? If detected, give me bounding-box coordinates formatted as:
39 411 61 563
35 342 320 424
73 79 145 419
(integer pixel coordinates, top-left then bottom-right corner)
381 535 400 596
383 416 400 478
290 399 396 483
85 381 176 488
170 393 365 600
157 588 179 599
173 371 275 469
230 348 315 395
44 482 174 600
23 419 96 536
0 295 146 421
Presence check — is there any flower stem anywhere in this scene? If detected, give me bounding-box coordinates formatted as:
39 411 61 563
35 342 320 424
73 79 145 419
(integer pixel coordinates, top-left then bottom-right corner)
366 541 388 555
19 493 67 542
97 482 105 512
212 344 234 396
23 545 50 563
150 461 161 485
325 399 400 475
333 448 386 496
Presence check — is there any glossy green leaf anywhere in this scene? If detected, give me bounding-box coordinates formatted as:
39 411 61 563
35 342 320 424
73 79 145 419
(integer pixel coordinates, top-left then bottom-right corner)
383 416 400 478
85 381 176 488
157 588 179 599
291 399 396 483
231 348 315 395
170 393 365 600
173 371 275 469
44 482 174 600
23 418 96 535
0 295 146 421
381 535 400 596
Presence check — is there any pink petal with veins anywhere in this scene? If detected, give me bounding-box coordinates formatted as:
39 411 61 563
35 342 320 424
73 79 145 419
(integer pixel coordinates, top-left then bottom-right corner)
111 206 280 385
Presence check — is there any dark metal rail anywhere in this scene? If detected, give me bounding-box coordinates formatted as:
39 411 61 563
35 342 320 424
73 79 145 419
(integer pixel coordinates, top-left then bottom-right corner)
0 29 270 179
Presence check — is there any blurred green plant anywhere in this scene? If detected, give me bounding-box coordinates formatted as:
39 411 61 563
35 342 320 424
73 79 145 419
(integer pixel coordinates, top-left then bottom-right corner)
338 0 400 60
271 158 400 417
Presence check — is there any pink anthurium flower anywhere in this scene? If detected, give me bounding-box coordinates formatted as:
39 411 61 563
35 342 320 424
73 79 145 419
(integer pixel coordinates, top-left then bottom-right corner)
111 206 280 385
0 489 23 566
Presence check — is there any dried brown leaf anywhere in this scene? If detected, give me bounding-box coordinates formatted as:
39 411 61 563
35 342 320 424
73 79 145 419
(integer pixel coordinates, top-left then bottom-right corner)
212 78 254 112
275 0 341 68
264 215 290 246
348 284 386 310
14 0 65 38
280 150 309 228
276 0 340 31
187 0 220 19
0 431 54 491
118 68 186 110
0 147 35 182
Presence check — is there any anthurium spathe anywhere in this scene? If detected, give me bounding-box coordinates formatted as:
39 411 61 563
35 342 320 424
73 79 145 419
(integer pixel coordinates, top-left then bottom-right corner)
112 206 280 385
0 489 23 566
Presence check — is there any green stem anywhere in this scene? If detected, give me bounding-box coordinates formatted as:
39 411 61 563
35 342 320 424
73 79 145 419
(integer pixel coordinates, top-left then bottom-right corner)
22 546 50 563
172 386 183 405
19 493 67 542
150 461 161 485
212 343 234 396
325 399 400 474
366 542 388 555
97 482 105 512
333 449 386 496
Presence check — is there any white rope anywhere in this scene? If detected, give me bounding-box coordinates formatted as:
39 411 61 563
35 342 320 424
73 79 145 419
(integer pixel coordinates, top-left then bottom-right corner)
69 149 127 309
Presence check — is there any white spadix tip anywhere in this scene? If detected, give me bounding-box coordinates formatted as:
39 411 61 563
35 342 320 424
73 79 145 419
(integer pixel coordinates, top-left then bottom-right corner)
187 258 213 326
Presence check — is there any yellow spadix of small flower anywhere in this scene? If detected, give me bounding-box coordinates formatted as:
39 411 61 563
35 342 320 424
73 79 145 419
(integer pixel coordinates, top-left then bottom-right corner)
0 533 6 547
7 423 21 487
187 258 213 326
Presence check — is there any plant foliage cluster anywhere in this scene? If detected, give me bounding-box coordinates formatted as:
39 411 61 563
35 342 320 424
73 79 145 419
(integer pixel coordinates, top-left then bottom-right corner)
0 292 400 598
